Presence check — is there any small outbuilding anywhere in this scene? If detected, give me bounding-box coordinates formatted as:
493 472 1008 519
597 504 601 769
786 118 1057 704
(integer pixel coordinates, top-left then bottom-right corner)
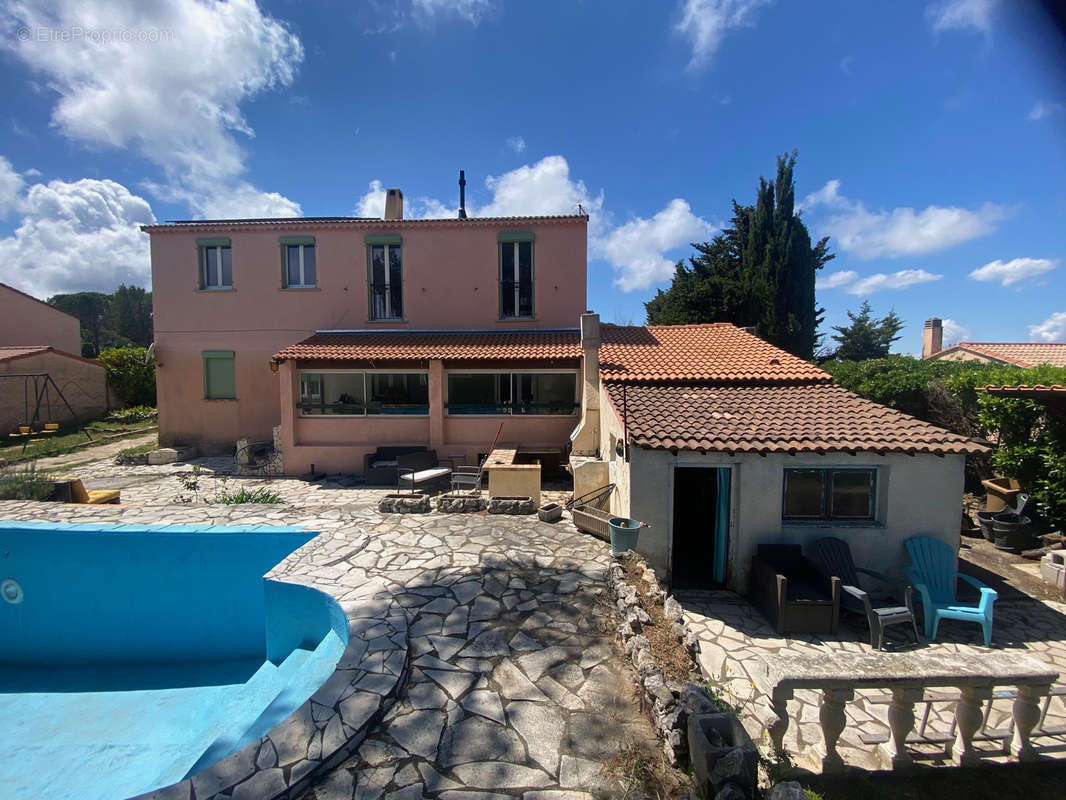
571 316 989 593
0 346 110 436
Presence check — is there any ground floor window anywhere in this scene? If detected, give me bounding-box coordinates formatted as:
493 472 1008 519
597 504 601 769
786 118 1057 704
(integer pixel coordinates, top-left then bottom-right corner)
446 371 577 415
299 371 428 415
782 468 876 521
202 351 236 399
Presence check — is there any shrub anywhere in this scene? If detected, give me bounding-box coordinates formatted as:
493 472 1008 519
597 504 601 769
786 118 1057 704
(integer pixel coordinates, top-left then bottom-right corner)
107 405 157 424
98 346 156 407
212 485 284 505
0 462 56 500
114 442 156 465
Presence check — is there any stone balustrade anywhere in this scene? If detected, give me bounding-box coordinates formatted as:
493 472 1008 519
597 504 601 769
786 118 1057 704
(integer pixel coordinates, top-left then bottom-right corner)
756 650 1058 771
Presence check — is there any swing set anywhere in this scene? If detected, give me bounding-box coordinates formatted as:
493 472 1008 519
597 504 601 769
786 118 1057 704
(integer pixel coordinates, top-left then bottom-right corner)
3 372 93 454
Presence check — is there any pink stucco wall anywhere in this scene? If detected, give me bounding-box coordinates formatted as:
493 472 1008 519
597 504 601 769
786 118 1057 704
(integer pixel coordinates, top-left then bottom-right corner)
0 283 81 354
148 216 587 450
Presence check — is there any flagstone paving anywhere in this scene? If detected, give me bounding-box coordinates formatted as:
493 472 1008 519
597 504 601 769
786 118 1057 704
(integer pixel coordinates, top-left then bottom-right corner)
0 457 667 799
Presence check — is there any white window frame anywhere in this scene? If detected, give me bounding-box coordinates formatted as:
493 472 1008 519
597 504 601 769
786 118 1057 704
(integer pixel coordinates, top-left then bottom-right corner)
200 244 232 289
444 368 580 417
369 244 402 320
285 243 316 288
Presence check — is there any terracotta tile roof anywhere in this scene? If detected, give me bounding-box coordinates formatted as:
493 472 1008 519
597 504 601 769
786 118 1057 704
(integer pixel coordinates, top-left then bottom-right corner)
939 342 1066 368
981 384 1066 397
0 346 100 365
273 330 582 363
604 381 989 455
599 323 831 384
143 214 587 233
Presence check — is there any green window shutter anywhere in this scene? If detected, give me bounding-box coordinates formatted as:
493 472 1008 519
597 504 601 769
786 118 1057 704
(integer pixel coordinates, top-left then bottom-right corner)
202 351 236 399
365 234 402 246
497 231 535 242
279 236 315 245
196 237 231 247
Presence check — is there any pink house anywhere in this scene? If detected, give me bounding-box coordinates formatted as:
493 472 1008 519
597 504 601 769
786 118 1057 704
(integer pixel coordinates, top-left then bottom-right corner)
144 190 588 474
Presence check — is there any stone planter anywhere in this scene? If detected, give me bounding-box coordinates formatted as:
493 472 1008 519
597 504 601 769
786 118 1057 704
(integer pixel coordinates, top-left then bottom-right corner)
437 493 486 513
487 495 536 515
378 494 431 514
537 502 563 522
687 712 758 799
982 477 1022 512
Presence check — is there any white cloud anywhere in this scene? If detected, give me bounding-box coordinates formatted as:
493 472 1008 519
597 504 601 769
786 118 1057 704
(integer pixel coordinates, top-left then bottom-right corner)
941 318 970 346
595 199 716 291
675 0 773 70
802 179 1007 259
816 269 859 290
969 257 1058 287
506 136 527 154
412 0 495 26
353 155 711 292
845 269 942 295
0 175 154 298
2 0 303 218
1027 101 1065 121
0 155 25 217
927 0 998 34
1029 312 1066 342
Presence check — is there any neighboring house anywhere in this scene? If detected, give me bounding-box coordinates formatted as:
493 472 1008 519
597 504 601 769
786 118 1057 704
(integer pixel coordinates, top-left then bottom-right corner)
0 346 109 435
571 316 988 592
922 317 1066 366
144 189 589 457
0 282 81 354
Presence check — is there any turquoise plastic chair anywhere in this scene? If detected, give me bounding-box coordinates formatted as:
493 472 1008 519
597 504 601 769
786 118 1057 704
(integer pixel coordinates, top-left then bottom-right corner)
904 536 997 647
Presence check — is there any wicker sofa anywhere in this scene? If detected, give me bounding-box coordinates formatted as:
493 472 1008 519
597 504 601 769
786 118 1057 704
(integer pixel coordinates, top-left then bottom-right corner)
750 543 841 635
363 446 428 486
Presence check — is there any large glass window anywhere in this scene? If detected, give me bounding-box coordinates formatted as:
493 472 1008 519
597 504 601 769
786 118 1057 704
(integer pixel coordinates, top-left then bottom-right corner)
298 371 426 415
500 239 533 318
446 372 577 415
783 468 876 521
369 244 403 320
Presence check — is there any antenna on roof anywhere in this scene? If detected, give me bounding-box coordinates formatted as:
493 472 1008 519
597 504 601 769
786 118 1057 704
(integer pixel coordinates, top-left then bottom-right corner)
458 170 468 219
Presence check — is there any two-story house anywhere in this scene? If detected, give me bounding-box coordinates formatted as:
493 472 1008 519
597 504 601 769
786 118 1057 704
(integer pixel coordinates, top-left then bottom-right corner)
144 190 588 473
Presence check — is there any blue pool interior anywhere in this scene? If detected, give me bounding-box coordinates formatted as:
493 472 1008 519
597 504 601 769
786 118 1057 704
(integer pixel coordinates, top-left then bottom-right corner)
0 522 348 800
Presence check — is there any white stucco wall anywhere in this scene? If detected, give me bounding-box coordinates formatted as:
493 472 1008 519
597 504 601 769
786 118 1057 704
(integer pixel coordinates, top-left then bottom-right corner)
599 385 630 518
626 448 966 593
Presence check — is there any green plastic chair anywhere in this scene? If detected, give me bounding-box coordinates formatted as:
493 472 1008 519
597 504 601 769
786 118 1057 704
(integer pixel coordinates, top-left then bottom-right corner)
904 536 997 647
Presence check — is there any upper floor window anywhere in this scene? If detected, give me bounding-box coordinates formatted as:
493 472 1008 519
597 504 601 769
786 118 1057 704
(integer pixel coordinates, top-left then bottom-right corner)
366 236 403 320
782 468 876 522
282 237 316 288
499 233 533 319
198 238 232 289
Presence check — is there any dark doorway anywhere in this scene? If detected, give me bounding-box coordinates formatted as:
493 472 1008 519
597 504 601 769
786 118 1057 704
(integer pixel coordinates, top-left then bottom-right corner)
671 467 728 589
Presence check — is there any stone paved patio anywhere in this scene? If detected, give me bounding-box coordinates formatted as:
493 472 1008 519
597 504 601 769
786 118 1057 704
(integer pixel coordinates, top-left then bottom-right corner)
680 588 1066 773
1 455 669 799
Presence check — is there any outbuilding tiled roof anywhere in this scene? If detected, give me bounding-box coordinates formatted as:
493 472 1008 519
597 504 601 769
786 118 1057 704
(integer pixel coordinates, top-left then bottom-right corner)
935 342 1066 368
599 324 831 383
604 381 989 455
0 345 101 365
981 384 1066 397
273 330 582 363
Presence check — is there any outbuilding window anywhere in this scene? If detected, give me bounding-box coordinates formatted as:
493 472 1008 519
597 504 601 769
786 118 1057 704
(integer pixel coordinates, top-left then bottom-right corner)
782 468 876 521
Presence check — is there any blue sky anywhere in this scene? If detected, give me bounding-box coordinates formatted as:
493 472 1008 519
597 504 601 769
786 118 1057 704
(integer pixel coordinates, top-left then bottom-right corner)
1 0 1064 353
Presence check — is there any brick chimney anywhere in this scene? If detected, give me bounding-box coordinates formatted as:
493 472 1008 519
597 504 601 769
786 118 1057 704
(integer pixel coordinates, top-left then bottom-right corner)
922 317 943 359
569 311 601 456
384 188 403 220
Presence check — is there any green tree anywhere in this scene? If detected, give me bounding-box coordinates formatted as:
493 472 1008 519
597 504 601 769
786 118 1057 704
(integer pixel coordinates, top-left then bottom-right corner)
107 285 153 347
47 291 110 357
829 301 904 361
98 346 156 407
48 285 153 357
644 151 833 359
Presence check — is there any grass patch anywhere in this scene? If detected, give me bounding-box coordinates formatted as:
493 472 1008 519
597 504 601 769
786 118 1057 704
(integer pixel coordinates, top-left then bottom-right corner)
0 462 56 500
212 485 284 505
1 416 156 463
106 406 157 424
603 740 693 799
114 442 158 465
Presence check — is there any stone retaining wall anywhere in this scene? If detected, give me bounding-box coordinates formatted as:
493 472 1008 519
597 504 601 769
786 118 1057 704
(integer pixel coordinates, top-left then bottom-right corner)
606 552 721 766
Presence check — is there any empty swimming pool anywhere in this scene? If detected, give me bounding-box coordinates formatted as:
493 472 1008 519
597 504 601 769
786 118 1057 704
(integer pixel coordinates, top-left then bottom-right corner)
0 521 347 800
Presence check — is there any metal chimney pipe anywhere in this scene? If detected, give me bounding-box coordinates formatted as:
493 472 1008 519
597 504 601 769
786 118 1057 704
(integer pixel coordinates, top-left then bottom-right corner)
458 170 467 219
